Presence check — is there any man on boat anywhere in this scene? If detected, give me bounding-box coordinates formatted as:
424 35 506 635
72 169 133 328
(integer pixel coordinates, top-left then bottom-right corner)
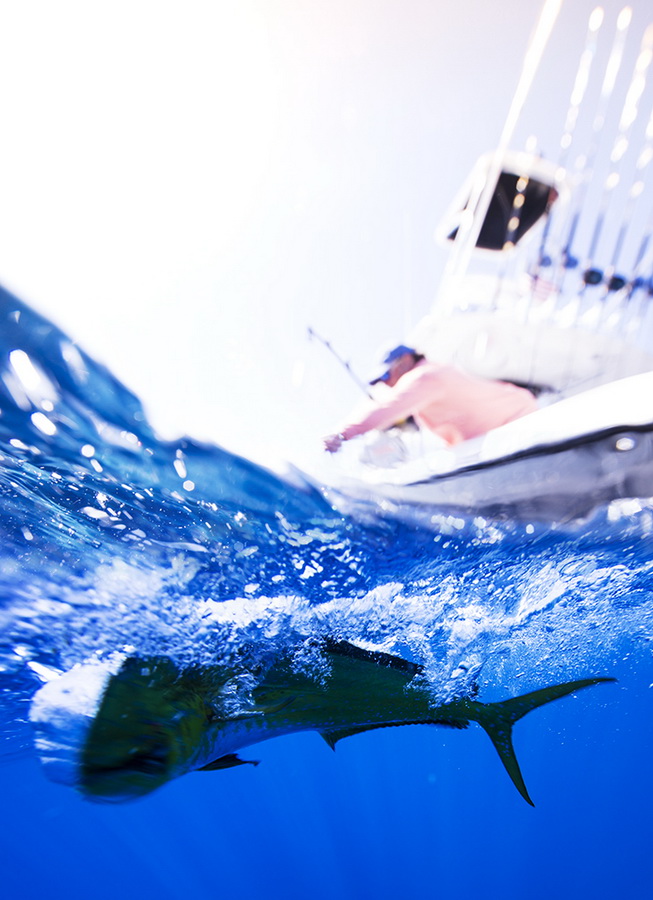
323 344 537 453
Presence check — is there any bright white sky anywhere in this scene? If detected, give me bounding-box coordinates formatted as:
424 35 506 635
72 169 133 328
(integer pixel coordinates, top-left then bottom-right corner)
0 0 649 473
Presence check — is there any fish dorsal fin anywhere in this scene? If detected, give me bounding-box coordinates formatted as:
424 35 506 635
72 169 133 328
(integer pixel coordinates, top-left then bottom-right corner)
476 677 616 806
324 639 423 678
198 753 260 772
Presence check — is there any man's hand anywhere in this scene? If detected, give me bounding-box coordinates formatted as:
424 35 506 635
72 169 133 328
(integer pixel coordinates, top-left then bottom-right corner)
323 433 344 453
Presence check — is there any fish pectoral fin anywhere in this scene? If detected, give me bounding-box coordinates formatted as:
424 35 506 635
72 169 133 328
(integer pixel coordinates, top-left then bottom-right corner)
255 695 297 715
224 695 297 721
198 753 260 772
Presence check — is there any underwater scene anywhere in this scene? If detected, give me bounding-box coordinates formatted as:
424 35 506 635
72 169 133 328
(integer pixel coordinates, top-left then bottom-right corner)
1 285 652 899
3 1 653 897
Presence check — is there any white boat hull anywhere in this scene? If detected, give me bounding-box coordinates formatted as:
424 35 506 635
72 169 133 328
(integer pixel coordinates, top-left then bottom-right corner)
324 372 653 525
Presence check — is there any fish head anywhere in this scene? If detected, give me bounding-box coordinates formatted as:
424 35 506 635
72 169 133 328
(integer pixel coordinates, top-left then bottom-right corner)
31 655 219 803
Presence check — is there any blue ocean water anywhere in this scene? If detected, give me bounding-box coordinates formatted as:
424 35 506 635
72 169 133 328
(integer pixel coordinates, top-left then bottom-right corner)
1 281 652 899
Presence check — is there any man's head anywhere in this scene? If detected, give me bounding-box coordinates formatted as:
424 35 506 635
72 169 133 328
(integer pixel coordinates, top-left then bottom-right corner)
370 344 423 387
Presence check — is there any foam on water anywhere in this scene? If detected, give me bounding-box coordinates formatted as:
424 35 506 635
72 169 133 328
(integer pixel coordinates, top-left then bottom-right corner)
1 282 653 759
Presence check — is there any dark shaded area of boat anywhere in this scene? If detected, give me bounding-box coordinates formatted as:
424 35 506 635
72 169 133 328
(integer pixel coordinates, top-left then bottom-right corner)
329 419 653 525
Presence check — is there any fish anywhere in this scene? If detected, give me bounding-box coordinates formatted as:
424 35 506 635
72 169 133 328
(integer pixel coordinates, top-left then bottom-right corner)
30 638 614 804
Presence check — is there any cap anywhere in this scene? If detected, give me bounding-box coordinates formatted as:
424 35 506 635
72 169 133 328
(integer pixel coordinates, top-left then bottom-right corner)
369 344 417 385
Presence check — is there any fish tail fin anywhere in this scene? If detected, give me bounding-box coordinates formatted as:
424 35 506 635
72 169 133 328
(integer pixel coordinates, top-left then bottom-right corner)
475 677 616 806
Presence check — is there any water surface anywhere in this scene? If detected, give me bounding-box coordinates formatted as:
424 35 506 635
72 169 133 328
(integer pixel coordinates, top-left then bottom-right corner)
1 284 651 899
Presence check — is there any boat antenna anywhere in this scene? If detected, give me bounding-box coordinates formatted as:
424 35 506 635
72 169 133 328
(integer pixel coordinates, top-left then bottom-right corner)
307 327 374 399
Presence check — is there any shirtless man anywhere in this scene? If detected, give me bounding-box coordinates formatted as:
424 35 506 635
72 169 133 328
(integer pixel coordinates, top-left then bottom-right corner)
323 345 537 453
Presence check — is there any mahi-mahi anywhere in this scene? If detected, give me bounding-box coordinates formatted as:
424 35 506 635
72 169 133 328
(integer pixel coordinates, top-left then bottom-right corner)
30 638 614 804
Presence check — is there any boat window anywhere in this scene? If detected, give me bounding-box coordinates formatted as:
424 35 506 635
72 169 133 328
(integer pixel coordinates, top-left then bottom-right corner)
448 171 557 251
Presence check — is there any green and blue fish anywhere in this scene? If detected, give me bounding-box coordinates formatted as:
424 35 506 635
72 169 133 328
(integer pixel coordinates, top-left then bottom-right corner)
31 639 613 804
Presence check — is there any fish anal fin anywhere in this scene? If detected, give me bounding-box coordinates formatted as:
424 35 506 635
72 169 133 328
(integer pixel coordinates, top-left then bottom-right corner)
429 717 469 730
320 725 371 750
319 717 468 751
198 753 260 772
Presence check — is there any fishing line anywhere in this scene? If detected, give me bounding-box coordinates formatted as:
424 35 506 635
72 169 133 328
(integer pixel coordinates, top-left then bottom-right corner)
307 327 374 399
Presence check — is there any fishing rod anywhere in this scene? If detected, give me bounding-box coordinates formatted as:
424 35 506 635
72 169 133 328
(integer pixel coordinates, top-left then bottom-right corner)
307 327 374 399
608 192 653 342
567 128 653 382
580 21 653 296
594 202 653 387
531 5 605 286
554 8 634 389
554 6 632 294
595 92 653 330
522 7 609 386
626 182 653 281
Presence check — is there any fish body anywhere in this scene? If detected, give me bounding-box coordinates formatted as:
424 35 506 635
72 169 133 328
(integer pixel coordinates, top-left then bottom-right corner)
31 639 613 804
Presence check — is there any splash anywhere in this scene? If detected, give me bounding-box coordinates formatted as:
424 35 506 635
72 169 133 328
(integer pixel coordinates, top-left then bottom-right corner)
1 283 652 757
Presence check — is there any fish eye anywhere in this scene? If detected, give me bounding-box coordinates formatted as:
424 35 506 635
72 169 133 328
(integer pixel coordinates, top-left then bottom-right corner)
205 704 220 723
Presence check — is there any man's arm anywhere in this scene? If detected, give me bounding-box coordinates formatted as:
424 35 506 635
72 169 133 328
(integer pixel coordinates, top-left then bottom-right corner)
323 369 441 452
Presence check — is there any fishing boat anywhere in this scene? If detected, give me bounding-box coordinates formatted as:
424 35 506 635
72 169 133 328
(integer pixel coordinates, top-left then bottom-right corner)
321 1 653 528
